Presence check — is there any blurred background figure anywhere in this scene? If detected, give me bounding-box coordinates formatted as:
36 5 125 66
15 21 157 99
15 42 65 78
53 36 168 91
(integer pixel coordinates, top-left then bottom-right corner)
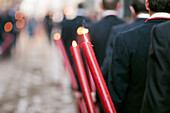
44 12 53 43
0 8 20 58
61 2 91 93
28 17 36 37
61 2 91 62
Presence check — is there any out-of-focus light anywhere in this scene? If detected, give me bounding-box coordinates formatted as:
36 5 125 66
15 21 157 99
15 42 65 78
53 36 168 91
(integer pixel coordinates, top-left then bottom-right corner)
72 40 77 47
64 7 76 19
16 19 25 29
15 11 24 20
52 11 63 23
82 28 89 34
54 33 61 40
4 22 13 32
77 26 84 35
77 27 89 35
64 7 74 16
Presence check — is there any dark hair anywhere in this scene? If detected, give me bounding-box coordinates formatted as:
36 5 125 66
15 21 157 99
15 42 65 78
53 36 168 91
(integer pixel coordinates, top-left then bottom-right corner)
78 3 85 9
130 0 148 14
149 0 170 12
102 0 119 10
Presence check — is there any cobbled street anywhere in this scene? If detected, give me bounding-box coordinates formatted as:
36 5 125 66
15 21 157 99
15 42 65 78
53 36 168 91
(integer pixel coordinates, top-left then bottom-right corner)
0 26 78 113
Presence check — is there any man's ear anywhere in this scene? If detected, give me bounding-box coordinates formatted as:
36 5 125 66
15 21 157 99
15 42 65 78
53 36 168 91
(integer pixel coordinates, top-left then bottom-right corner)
145 0 150 11
116 2 121 10
129 6 137 19
100 2 104 10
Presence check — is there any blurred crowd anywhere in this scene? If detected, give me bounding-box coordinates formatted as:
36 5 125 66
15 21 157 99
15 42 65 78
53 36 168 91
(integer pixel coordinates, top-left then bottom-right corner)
0 8 20 57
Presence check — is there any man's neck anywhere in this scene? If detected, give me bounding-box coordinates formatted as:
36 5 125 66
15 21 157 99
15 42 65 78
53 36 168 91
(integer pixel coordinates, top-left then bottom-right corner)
101 10 118 18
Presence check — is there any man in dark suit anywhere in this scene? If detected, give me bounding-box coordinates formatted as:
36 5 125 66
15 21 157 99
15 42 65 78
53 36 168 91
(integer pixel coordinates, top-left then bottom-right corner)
101 0 150 84
61 3 90 65
108 0 170 113
141 21 170 113
61 3 91 92
89 0 125 66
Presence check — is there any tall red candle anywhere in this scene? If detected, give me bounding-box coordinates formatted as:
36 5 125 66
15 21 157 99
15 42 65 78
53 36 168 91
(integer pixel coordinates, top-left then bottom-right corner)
70 40 96 113
54 33 78 91
0 34 14 55
77 27 96 92
86 63 96 92
80 29 117 113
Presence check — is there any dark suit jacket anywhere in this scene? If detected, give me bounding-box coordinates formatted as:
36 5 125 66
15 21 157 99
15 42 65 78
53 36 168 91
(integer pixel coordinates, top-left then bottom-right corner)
89 16 125 66
141 21 170 113
61 16 90 91
108 19 170 113
45 15 53 40
101 18 147 84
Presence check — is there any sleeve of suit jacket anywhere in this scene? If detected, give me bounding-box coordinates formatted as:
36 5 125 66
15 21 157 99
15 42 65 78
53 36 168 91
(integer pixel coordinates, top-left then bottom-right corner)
101 27 119 84
108 33 130 112
141 22 170 113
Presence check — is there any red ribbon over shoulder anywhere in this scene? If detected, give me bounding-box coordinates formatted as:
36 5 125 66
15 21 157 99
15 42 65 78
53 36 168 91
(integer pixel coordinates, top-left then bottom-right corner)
145 17 170 22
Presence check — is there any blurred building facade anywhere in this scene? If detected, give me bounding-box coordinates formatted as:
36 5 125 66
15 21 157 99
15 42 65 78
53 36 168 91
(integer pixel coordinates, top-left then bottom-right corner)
0 0 131 21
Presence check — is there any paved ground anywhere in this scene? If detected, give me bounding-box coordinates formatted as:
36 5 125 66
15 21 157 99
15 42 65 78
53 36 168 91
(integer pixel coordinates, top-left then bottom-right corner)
0 26 78 113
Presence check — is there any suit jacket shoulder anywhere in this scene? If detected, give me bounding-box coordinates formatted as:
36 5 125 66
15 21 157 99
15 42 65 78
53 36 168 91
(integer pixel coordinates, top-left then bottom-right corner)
108 19 170 113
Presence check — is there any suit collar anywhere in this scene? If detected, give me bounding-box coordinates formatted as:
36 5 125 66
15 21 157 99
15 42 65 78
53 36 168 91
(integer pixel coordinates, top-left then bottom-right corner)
145 18 170 24
150 12 170 18
77 9 85 16
137 13 150 19
145 12 170 22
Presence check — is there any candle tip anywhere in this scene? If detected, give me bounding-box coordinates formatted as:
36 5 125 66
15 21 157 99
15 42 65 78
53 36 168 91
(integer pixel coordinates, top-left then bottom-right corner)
82 28 89 34
54 33 61 40
77 27 89 35
72 40 77 47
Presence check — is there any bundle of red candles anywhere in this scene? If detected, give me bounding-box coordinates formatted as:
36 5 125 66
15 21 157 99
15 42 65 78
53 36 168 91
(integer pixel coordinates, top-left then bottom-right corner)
74 27 117 113
70 40 96 113
54 27 117 113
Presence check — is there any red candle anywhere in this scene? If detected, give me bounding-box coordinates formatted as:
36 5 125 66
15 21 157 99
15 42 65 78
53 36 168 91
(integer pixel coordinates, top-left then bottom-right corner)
86 63 96 92
70 40 96 113
54 33 78 91
0 34 14 55
77 27 95 92
78 98 88 113
77 27 91 45
80 29 117 113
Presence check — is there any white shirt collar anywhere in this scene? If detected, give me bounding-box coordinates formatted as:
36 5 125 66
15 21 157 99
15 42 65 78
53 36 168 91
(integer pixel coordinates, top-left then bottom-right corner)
150 12 170 19
101 10 118 18
77 8 85 16
137 13 150 19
